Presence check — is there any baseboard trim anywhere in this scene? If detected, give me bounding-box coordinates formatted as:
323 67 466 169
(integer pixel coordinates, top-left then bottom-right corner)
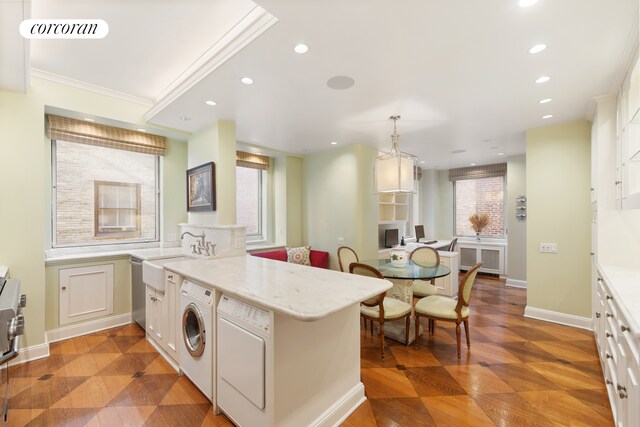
146 335 179 373
46 313 132 343
506 278 527 288
4 341 50 367
524 306 592 330
310 382 366 427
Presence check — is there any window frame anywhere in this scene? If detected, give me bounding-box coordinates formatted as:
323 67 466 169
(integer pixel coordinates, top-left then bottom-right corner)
236 165 266 242
94 180 142 238
453 175 506 239
51 139 160 248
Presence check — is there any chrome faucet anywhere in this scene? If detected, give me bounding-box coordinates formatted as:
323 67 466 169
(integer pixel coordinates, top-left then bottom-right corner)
181 231 216 256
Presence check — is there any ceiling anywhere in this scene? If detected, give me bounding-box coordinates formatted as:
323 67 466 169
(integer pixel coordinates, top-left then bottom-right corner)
3 0 638 169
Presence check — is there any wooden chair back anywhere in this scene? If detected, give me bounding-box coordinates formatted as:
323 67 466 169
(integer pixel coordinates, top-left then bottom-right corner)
410 246 440 268
337 246 359 272
349 263 385 308
455 262 483 315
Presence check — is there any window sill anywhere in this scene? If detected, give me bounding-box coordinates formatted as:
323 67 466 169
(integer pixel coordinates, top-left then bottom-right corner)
45 241 179 264
245 243 285 253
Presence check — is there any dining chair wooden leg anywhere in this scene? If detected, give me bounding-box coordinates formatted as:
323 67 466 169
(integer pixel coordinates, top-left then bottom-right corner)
379 321 385 361
414 314 420 348
370 319 374 334
404 316 410 347
463 319 470 347
455 322 462 359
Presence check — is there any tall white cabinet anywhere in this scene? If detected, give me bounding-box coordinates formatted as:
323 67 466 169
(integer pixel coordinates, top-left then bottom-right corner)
591 42 640 425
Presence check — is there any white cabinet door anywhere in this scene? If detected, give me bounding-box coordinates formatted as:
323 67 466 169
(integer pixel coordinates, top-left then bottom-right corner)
145 286 163 343
59 264 114 325
162 271 180 361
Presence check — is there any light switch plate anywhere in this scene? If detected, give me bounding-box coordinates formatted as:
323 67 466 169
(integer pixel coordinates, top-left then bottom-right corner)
338 237 345 245
539 243 558 253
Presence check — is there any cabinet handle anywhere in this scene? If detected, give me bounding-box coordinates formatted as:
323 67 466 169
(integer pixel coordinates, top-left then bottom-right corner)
61 286 66 290
606 313 614 318
597 277 603 282
606 332 613 338
621 325 631 333
605 353 613 359
619 391 628 399
595 312 601 318
606 379 613 385
590 252 594 256
606 295 612 300
617 383 627 392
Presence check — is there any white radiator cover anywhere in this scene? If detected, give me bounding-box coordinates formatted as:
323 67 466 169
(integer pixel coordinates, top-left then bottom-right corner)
59 264 114 325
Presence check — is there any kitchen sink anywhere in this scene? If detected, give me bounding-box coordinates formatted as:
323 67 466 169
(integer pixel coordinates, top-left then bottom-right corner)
142 256 193 292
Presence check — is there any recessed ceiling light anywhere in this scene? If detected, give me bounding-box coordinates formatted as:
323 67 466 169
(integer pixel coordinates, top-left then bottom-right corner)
497 152 504 156
180 116 191 121
519 0 538 7
294 43 309 54
470 163 477 166
205 100 217 106
529 43 547 54
330 141 338 145
539 98 552 104
83 117 95 122
451 149 466 154
536 76 550 84
542 114 553 119
420 161 426 164
241 77 254 85
136 128 147 132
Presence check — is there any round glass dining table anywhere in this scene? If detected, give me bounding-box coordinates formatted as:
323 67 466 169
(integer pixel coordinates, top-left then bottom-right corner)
359 259 451 344
360 259 450 282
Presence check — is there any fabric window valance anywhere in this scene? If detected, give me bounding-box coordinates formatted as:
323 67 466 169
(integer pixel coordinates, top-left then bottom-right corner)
47 115 167 156
448 163 506 181
236 151 270 170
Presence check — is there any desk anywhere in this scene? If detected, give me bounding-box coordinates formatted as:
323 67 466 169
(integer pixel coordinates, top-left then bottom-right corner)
360 259 451 343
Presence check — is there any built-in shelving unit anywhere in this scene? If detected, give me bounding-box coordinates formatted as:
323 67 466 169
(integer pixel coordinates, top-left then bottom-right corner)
378 193 409 223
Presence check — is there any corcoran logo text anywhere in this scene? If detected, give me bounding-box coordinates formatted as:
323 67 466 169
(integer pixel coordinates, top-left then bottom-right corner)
19 19 109 39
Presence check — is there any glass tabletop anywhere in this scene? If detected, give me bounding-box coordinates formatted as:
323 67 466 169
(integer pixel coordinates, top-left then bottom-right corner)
361 259 451 280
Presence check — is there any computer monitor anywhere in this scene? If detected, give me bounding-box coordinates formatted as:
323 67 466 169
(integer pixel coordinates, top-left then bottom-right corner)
384 228 399 248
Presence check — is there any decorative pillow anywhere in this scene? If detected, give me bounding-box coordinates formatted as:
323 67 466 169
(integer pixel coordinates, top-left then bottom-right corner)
285 246 311 266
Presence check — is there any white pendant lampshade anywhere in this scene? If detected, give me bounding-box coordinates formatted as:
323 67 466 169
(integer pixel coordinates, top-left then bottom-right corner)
374 115 417 193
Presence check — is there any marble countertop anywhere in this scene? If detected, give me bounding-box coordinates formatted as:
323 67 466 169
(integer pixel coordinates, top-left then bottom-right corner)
129 247 189 261
165 255 392 321
598 265 640 337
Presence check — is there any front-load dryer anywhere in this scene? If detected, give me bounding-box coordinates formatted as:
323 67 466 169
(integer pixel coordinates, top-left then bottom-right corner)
179 280 214 400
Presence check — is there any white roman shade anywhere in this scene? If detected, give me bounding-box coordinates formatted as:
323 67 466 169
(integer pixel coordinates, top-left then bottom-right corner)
47 115 167 156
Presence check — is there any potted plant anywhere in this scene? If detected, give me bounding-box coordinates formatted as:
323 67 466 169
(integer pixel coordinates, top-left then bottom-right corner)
390 249 408 267
469 213 490 240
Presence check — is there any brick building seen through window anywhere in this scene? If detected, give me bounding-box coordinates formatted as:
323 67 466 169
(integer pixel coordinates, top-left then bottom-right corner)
454 176 505 238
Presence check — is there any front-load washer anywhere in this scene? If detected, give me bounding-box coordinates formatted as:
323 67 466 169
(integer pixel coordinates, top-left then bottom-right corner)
179 280 214 400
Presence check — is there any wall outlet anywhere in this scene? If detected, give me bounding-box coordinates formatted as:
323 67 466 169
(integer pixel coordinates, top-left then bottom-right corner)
338 237 345 245
539 243 558 253
167 233 176 242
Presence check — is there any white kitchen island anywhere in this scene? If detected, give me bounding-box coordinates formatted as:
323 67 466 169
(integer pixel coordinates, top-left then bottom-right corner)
165 254 391 427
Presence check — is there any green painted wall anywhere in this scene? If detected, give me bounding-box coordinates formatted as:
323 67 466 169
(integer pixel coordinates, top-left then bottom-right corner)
162 140 188 242
273 155 303 246
302 144 378 269
187 121 237 225
0 77 188 347
435 170 454 239
507 154 527 282
526 121 592 317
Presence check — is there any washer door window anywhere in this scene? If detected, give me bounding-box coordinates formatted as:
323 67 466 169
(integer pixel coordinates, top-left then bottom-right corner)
182 303 206 357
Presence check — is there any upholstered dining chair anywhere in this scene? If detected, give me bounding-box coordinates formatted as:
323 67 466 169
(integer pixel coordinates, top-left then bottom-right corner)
447 238 458 252
414 262 483 358
337 246 359 273
415 225 426 242
350 263 412 361
409 246 441 301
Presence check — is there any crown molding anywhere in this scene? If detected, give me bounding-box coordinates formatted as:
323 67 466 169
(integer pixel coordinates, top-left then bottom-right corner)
144 5 278 122
30 68 154 107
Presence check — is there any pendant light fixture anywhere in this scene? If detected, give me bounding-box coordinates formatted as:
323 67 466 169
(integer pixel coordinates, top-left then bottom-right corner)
374 115 417 193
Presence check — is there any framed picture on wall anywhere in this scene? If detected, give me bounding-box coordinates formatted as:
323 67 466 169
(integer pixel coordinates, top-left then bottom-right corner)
187 162 216 212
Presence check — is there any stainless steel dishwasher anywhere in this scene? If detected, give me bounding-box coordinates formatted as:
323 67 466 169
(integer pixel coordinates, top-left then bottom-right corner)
130 256 145 330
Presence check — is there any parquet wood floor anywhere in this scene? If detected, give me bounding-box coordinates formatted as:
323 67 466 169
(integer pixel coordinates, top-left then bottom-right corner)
2 274 611 426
